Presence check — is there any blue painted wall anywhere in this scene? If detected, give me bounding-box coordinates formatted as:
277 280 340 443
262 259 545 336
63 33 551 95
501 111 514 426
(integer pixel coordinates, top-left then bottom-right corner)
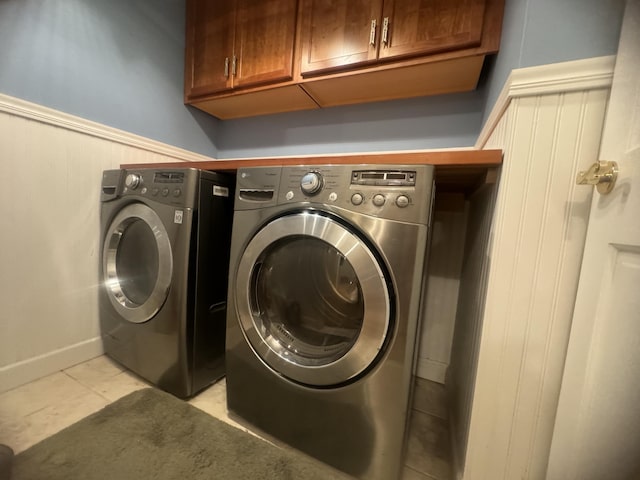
219 0 625 158
0 0 220 157
480 0 625 125
0 0 626 159
217 91 485 158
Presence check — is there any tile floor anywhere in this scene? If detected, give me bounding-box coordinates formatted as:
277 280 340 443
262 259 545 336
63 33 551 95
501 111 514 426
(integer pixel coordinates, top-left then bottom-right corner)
0 355 452 480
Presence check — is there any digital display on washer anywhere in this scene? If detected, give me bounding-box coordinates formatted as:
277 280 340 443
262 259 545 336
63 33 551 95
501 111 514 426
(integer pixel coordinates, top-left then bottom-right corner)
351 170 416 186
154 172 185 183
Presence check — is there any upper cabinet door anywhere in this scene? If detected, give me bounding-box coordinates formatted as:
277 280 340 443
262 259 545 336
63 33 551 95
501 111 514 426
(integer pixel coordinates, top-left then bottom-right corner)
234 0 299 89
299 0 385 76
186 0 236 97
378 0 486 60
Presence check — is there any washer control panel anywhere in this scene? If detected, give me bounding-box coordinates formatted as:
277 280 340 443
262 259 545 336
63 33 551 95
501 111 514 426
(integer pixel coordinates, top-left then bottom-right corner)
101 169 204 208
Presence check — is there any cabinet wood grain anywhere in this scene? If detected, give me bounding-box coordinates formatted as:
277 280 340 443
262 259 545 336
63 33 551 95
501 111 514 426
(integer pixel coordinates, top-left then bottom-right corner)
299 0 489 76
185 0 298 100
379 0 486 60
299 0 384 74
186 1 235 96
233 0 298 88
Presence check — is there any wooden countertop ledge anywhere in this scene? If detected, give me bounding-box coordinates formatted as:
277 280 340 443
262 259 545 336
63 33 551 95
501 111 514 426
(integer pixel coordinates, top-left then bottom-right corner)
122 149 502 194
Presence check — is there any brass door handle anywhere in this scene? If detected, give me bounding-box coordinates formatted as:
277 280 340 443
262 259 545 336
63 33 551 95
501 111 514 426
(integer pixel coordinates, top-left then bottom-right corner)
576 160 618 194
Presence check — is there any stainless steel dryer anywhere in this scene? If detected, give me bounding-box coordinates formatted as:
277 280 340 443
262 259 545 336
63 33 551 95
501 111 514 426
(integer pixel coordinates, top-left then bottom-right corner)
99 168 233 398
225 164 434 480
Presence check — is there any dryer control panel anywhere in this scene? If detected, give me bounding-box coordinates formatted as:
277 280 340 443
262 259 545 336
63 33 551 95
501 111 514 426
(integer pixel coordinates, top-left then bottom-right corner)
235 164 434 225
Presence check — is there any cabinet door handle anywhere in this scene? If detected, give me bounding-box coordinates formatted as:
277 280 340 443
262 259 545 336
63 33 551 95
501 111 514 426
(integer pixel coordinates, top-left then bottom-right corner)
224 57 230 77
370 19 377 45
382 17 389 45
231 55 237 76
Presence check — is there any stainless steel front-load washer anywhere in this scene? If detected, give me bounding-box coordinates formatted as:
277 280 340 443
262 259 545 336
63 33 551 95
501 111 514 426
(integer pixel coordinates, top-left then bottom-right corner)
225 164 434 480
99 168 233 398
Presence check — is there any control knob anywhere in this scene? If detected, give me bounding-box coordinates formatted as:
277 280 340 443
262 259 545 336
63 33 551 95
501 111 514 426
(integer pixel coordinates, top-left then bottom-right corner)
125 173 141 190
300 172 323 195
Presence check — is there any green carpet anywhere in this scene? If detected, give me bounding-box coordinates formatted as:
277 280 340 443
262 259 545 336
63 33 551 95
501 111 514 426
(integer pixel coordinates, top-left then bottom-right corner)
13 387 352 480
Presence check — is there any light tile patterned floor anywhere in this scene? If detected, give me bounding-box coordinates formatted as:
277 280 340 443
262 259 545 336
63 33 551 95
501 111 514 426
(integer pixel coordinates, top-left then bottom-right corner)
0 356 452 480
404 377 453 480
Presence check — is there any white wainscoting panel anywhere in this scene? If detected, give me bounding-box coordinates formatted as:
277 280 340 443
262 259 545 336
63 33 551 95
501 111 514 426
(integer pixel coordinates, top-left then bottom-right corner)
448 179 499 478
460 61 611 479
0 96 197 393
417 198 468 383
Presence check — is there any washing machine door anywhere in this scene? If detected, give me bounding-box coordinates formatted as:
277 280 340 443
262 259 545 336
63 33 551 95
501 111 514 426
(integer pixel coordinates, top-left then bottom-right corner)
236 211 392 387
102 203 173 324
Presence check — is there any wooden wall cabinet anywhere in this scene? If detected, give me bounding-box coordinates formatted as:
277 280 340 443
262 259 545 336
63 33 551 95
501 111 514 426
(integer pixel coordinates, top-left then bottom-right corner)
184 0 503 119
299 0 487 76
299 0 503 107
297 0 384 75
379 0 487 59
185 0 301 97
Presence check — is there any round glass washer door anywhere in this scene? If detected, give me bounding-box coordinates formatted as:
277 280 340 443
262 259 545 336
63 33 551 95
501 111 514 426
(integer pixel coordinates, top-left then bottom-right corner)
236 211 391 387
102 203 173 324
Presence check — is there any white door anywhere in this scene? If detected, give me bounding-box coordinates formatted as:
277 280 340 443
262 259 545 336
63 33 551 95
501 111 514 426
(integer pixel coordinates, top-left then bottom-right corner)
547 1 640 479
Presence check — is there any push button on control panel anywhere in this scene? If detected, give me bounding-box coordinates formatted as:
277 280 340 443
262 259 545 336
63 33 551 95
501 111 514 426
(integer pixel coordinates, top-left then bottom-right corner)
351 193 364 205
372 194 386 207
396 195 410 208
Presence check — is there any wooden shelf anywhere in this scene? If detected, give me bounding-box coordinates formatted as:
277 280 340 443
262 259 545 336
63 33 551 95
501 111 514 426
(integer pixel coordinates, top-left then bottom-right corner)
122 149 501 170
121 149 502 195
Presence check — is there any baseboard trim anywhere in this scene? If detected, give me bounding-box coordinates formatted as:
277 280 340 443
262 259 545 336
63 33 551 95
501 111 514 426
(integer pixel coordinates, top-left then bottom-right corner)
477 55 616 149
0 337 104 393
416 358 448 384
0 93 214 163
